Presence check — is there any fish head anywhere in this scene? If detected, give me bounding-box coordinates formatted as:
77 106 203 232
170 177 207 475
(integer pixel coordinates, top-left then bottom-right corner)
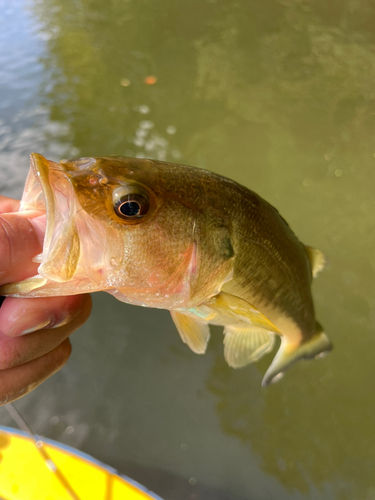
19 154 233 308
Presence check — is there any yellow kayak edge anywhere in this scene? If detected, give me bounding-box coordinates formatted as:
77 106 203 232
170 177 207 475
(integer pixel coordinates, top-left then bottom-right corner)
0 425 164 500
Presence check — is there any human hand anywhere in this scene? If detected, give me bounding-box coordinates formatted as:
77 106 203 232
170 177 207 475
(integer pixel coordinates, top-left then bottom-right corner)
0 195 92 405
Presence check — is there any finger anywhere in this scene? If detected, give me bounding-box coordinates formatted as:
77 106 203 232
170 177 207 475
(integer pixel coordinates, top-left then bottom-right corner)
0 338 72 405
0 295 91 370
0 213 43 285
0 294 91 337
0 195 20 214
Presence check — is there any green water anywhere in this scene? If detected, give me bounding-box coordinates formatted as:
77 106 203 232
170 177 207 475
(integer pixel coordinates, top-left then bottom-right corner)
1 0 375 498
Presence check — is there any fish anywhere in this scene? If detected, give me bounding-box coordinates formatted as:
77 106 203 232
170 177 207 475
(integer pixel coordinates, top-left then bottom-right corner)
0 153 332 386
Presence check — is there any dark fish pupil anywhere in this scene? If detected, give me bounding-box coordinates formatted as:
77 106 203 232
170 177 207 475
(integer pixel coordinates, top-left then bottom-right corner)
120 201 140 216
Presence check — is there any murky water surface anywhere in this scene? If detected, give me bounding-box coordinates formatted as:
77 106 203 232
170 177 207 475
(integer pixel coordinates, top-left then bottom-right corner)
1 0 375 498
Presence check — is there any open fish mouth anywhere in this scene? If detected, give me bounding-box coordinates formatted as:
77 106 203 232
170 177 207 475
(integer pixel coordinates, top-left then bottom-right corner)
17 154 128 295
22 153 82 282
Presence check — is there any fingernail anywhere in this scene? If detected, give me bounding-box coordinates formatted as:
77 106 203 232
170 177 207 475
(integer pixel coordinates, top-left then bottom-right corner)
8 316 52 336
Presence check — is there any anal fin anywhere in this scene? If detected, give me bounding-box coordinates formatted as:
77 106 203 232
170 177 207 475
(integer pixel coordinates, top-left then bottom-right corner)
171 311 210 354
224 326 275 368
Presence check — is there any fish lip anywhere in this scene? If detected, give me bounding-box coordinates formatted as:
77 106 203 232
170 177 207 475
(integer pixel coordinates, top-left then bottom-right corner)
29 153 67 256
29 152 59 212
27 153 81 281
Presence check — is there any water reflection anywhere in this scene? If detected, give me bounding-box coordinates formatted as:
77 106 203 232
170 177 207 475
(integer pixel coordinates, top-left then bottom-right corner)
31 0 208 159
3 0 375 498
207 326 375 500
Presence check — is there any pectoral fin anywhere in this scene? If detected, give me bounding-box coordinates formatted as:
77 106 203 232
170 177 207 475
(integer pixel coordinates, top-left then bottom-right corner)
171 311 210 354
262 324 332 386
206 292 280 333
224 326 275 368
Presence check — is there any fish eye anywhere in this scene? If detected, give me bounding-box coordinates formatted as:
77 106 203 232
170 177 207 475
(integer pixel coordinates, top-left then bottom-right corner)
113 192 150 220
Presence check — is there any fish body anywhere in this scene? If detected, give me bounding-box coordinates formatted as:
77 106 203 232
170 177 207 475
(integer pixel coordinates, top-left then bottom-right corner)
0 154 331 385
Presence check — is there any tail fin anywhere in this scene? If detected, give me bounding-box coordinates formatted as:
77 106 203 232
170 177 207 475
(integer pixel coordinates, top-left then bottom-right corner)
262 324 332 386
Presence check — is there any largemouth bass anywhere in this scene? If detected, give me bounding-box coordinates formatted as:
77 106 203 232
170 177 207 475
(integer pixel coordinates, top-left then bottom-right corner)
0 154 332 385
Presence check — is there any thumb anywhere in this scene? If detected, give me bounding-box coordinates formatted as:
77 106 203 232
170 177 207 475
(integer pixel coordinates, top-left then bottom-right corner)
0 211 45 286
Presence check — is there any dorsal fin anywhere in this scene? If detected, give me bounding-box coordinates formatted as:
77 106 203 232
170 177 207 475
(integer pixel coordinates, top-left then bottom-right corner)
305 246 326 278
